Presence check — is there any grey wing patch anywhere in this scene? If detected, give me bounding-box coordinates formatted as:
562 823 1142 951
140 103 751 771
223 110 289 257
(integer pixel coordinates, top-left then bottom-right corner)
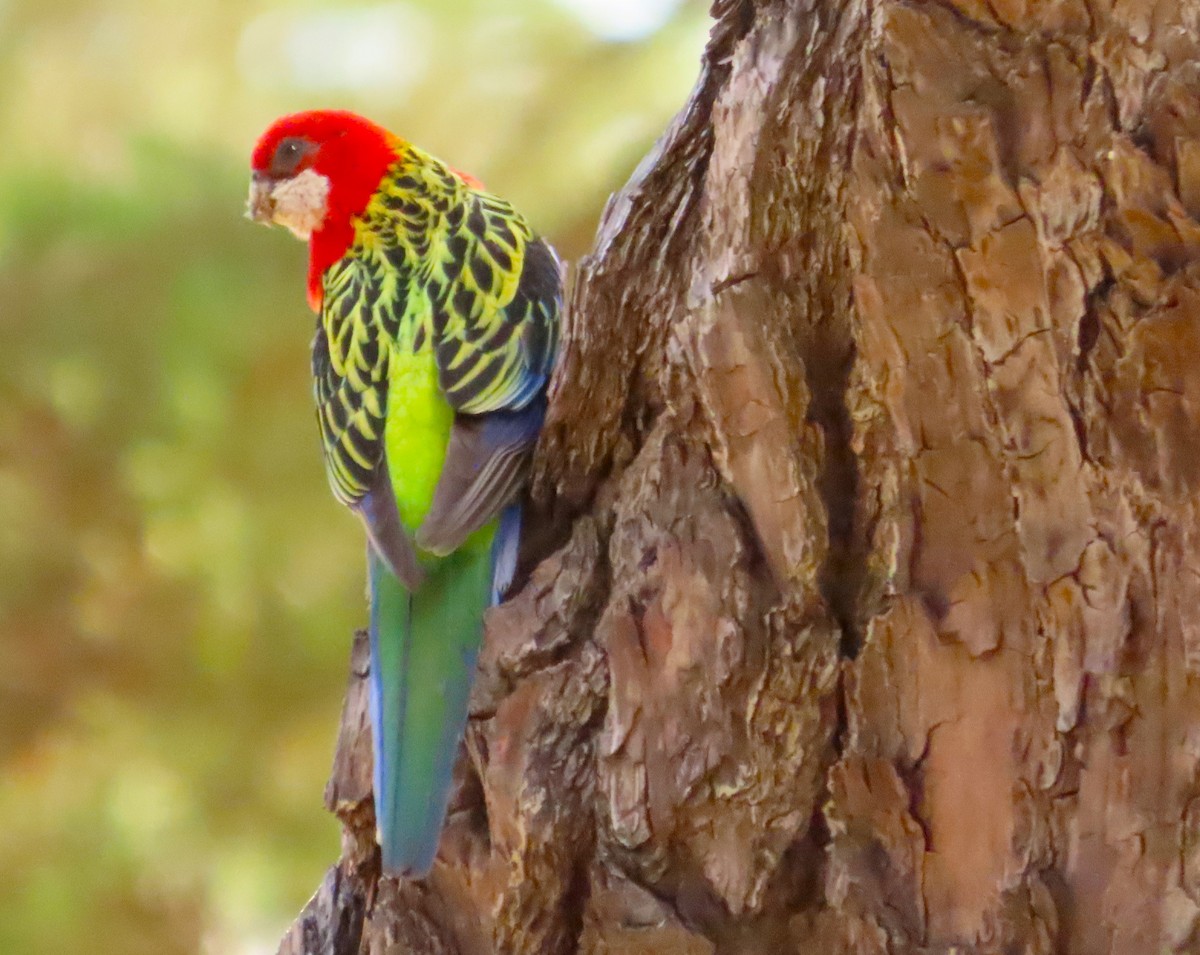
414 400 546 557
357 461 426 590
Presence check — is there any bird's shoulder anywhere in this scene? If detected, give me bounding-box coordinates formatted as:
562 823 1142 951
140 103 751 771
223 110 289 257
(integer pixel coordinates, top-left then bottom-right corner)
324 154 561 414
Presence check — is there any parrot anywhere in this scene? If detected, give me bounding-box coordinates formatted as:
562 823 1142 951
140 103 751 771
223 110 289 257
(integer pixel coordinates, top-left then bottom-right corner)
246 110 560 876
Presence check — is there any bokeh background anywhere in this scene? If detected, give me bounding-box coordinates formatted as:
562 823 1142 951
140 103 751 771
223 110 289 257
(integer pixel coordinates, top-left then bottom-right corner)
0 2 707 951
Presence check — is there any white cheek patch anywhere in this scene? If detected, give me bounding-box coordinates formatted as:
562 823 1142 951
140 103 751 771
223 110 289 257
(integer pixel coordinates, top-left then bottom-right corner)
270 169 332 240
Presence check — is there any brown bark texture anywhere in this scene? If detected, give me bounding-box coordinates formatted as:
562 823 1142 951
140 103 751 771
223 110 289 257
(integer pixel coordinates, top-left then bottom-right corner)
277 1 1200 952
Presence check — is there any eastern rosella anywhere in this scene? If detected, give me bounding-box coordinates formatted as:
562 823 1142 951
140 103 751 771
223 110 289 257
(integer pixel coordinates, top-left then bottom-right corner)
246 110 560 876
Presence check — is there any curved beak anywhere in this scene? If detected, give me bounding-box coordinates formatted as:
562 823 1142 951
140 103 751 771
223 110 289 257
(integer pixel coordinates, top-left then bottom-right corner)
246 172 277 225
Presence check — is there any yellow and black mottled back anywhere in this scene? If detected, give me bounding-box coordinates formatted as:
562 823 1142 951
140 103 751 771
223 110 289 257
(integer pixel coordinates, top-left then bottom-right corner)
311 147 560 508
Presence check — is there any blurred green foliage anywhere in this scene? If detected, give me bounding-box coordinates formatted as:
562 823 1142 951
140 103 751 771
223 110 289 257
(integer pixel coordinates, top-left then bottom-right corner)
0 1 706 951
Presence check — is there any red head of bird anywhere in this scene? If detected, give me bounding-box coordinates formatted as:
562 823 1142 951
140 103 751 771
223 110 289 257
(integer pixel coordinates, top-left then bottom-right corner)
247 110 402 310
248 110 487 312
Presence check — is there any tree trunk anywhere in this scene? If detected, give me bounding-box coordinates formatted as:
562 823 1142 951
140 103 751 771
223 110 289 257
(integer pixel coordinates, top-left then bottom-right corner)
277 1 1200 952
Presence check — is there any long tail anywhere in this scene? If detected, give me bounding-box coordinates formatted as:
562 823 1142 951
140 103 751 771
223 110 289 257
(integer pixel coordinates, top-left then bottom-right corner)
367 511 518 876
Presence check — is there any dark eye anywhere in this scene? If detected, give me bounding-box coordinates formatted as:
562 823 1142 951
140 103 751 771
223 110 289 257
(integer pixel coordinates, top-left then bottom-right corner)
272 137 311 175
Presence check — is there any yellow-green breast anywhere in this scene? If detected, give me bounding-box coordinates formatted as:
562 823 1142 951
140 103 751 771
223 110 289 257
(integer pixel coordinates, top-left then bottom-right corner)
383 335 453 534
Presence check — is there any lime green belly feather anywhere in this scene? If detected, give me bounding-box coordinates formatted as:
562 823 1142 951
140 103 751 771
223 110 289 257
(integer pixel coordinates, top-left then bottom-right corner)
384 341 452 533
384 338 495 558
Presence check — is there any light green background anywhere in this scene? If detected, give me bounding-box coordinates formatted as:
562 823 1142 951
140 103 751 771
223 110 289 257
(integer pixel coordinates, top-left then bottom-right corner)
0 1 705 951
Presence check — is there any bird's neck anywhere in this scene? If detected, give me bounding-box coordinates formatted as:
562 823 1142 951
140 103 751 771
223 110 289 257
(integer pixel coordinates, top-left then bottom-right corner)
307 220 356 311
304 133 406 311
306 145 466 311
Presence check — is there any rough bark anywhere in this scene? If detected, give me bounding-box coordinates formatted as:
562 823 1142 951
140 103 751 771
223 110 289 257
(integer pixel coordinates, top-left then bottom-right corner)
278 1 1200 952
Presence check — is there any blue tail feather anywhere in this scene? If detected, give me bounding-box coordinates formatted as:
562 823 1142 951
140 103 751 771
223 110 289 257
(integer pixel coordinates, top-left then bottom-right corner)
490 504 522 606
367 538 493 875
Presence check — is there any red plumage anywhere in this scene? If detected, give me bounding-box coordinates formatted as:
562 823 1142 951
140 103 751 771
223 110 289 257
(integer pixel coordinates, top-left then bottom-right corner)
251 110 487 311
251 110 401 310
